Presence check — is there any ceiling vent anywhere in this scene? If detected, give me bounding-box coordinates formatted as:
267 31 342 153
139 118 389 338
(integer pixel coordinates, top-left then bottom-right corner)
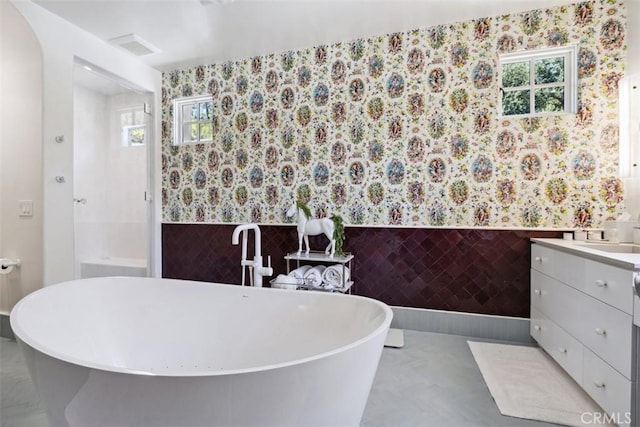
200 0 236 5
108 34 160 56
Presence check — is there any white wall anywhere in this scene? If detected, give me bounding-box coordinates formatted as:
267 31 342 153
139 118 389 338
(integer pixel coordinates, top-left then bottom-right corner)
73 85 108 277
10 0 162 285
0 1 44 313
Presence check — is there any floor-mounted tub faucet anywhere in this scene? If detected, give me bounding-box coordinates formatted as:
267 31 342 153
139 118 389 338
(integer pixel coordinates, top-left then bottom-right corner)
231 223 273 287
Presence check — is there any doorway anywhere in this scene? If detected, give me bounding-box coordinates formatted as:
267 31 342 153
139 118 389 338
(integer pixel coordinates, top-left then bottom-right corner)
72 59 153 279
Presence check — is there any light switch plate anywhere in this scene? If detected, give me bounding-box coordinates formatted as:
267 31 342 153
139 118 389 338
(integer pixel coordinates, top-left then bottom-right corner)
18 200 33 217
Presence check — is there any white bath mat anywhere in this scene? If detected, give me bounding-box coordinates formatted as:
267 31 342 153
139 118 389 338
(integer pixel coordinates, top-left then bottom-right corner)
468 341 613 427
384 328 404 348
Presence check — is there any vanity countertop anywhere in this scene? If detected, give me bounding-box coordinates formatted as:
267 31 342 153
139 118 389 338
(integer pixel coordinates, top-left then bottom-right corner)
531 238 640 270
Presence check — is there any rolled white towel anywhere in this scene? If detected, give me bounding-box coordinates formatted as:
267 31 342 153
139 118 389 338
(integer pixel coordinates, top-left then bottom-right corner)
322 264 351 288
289 265 312 285
272 274 299 290
274 274 298 285
303 265 326 288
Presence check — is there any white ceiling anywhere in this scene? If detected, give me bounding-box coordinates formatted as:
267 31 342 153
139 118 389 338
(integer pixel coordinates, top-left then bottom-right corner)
34 0 578 72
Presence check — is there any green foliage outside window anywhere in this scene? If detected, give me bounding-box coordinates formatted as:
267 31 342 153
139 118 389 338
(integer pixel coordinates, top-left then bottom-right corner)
502 62 529 87
535 57 564 84
535 87 564 113
502 90 530 116
199 123 213 140
128 127 145 145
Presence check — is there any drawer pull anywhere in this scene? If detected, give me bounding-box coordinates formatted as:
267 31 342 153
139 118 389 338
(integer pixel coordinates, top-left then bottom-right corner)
533 289 541 295
595 280 608 288
593 380 606 388
534 256 542 263
558 347 567 354
533 325 541 331
595 328 607 336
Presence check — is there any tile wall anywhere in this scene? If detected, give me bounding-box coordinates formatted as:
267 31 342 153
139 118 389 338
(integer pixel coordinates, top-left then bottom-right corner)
163 224 561 317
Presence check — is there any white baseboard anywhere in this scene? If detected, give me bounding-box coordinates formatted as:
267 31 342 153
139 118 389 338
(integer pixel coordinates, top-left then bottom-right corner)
1 307 532 343
391 306 533 343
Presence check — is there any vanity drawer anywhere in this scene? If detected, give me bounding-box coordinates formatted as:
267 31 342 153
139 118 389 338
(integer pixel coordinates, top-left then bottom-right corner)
577 295 633 379
531 308 583 384
530 307 551 348
531 269 582 336
531 244 556 276
584 260 634 314
583 348 632 426
530 271 545 312
531 244 585 291
532 269 633 379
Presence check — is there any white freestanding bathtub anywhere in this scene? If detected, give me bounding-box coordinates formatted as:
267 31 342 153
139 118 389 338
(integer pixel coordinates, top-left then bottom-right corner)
10 277 392 427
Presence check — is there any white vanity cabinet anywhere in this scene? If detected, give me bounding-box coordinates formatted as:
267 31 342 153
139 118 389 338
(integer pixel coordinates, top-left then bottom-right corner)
530 240 639 426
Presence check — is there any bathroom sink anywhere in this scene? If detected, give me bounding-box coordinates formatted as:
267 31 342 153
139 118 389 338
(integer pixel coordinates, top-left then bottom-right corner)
575 243 640 254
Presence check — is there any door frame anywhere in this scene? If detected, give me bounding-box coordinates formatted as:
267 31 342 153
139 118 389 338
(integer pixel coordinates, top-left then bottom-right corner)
72 57 158 279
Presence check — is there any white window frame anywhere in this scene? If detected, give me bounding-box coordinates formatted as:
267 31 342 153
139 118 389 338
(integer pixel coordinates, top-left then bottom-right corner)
122 124 147 147
499 45 577 118
173 95 214 146
117 106 147 147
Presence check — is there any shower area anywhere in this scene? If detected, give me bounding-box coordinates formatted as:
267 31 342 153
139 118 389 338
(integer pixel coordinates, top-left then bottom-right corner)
72 59 152 279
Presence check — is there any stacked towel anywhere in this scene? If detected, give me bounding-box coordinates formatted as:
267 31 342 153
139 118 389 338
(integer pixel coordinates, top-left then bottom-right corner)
288 265 311 285
303 265 326 288
322 264 351 289
271 274 299 290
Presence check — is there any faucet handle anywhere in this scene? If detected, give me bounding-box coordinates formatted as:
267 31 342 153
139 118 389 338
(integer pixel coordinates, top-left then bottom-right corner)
259 256 273 278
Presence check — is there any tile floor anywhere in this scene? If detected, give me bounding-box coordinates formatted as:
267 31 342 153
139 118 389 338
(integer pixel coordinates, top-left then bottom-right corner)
1 337 47 427
1 331 559 427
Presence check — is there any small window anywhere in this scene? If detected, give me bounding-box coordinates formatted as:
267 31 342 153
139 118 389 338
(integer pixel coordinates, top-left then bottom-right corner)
123 125 146 146
499 46 577 117
173 95 214 145
119 107 146 147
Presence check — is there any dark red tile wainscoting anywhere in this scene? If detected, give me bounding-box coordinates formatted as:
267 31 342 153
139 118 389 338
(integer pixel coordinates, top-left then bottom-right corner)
162 224 562 318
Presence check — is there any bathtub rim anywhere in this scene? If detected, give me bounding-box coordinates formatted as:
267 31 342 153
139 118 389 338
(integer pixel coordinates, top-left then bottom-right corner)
10 277 392 378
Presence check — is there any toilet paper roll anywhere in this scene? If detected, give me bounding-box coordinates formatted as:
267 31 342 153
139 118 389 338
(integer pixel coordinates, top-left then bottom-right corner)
0 259 20 275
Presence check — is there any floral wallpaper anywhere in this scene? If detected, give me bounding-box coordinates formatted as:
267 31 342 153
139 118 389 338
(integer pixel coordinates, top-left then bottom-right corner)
161 0 626 228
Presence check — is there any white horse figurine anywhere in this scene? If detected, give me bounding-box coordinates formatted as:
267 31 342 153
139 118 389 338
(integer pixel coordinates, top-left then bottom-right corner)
286 202 336 257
